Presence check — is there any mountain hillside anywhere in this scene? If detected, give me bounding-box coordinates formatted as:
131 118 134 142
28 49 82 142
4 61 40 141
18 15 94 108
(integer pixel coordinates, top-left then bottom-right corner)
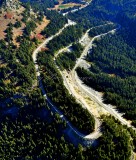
0 0 136 159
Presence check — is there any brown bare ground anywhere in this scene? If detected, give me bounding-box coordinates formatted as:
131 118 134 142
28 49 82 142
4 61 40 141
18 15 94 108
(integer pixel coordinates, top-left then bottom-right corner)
0 63 7 68
3 79 11 85
12 22 25 47
0 6 25 40
108 73 116 77
33 16 50 36
58 0 63 4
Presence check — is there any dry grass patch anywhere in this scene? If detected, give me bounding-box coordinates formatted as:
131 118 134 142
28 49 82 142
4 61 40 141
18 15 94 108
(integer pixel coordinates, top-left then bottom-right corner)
0 63 7 68
3 79 11 85
34 16 50 36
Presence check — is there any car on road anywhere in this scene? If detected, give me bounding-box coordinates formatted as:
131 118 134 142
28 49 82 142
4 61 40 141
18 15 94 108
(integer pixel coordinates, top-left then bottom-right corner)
60 115 64 118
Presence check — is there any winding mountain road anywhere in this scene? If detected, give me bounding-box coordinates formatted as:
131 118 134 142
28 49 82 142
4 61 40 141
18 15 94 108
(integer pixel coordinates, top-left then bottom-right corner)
31 4 136 158
55 24 136 131
32 20 101 141
32 19 136 149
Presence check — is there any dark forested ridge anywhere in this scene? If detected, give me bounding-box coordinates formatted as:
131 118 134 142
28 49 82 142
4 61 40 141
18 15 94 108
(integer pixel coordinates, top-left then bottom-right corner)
0 101 133 159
